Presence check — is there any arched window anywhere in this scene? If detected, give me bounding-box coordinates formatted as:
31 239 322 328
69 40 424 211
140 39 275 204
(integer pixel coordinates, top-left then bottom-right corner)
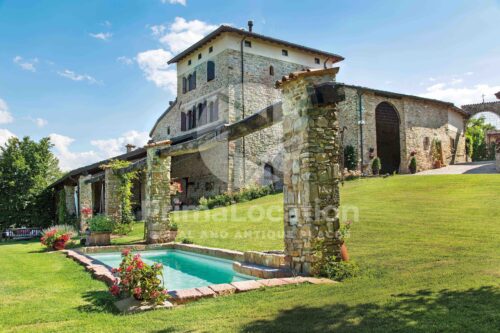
197 103 204 126
192 71 197 89
182 77 187 94
207 61 215 81
181 112 186 131
269 66 274 76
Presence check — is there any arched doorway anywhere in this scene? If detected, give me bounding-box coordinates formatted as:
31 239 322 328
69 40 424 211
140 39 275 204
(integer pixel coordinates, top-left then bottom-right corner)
375 102 401 174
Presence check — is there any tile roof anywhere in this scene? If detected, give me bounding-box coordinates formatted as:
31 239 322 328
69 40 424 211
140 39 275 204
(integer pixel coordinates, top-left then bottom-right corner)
275 68 339 88
167 25 344 65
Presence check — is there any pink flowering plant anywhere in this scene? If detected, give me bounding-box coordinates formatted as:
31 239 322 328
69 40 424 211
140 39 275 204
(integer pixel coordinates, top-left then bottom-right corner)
109 248 169 304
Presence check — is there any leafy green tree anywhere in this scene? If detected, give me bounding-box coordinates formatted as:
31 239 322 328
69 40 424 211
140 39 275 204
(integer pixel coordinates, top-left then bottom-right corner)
0 136 62 230
466 117 496 161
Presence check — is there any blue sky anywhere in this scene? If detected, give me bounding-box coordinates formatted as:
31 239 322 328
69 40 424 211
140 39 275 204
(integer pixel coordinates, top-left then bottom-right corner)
0 0 499 170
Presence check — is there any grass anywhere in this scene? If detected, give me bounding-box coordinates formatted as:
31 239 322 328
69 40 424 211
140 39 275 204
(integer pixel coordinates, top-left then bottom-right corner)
1 175 499 332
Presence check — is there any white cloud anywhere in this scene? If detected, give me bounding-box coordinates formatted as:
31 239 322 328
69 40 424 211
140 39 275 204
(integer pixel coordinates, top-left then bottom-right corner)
464 71 474 76
13 56 38 72
0 129 16 147
90 130 150 158
89 32 113 41
0 99 14 124
49 131 150 171
150 24 166 37
117 56 133 65
161 0 186 5
159 17 218 53
25 116 48 128
136 49 177 93
450 78 463 85
419 83 500 106
102 20 112 27
57 69 101 85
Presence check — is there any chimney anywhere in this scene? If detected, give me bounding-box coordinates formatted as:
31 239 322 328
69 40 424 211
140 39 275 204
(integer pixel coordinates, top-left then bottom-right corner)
125 144 136 153
248 20 253 32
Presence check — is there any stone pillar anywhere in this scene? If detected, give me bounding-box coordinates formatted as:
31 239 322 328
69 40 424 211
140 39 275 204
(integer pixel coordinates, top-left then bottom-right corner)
78 175 93 231
64 185 77 216
104 168 121 224
279 68 343 275
145 141 173 243
496 149 500 173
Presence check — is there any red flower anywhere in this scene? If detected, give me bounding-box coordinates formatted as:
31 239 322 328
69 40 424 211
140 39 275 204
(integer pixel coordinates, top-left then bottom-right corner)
133 287 142 296
126 265 133 272
109 284 120 296
154 263 163 270
121 248 131 257
136 261 144 269
133 254 141 261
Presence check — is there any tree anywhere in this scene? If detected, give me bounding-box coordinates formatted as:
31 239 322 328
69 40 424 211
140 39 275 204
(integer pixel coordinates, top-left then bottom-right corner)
0 136 62 230
466 117 496 161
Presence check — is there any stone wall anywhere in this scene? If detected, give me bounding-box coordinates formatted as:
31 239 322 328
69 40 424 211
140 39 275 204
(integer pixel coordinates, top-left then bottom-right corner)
104 168 121 224
496 150 500 173
78 175 93 231
280 70 342 275
64 185 76 216
145 142 174 243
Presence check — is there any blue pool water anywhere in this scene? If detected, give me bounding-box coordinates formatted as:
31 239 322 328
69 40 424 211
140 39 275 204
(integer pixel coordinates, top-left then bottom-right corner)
88 249 254 290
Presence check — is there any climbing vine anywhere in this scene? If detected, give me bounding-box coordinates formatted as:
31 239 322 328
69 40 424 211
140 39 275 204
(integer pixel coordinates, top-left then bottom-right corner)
56 189 68 224
101 160 137 233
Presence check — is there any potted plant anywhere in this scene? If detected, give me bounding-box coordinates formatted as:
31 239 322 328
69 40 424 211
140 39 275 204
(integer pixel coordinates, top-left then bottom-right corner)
167 222 178 243
338 221 352 262
40 225 76 250
109 249 169 305
87 215 114 246
371 157 381 176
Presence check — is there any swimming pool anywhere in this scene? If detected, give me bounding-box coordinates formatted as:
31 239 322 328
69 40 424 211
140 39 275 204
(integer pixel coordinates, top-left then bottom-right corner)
88 249 254 290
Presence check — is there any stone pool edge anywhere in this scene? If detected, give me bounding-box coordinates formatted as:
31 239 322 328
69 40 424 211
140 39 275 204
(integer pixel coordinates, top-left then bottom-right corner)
63 244 337 312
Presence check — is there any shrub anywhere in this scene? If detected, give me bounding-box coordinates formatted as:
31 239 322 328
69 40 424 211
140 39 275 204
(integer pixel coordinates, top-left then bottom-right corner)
169 222 178 231
343 145 358 171
109 249 169 305
371 157 381 175
181 238 193 244
42 224 77 237
319 257 360 281
88 215 114 233
409 157 417 174
40 226 74 250
198 185 274 210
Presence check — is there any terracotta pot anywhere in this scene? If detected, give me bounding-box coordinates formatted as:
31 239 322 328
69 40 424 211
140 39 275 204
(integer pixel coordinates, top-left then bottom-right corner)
87 232 111 246
340 243 350 262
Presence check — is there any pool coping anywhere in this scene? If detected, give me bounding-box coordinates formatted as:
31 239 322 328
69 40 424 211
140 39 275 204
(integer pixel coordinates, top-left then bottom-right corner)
64 243 337 312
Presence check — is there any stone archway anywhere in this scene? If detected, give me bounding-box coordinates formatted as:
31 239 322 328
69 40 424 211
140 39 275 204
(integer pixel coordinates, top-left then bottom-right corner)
375 102 401 174
462 101 500 120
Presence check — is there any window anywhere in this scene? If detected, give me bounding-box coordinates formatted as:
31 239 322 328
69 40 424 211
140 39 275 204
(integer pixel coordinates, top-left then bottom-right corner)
209 46 213 53
207 61 215 81
182 77 187 94
188 59 192 65
244 40 252 47
198 102 207 126
198 53 202 60
167 126 170 135
314 58 320 64
192 71 196 89
186 111 192 130
269 65 274 76
181 113 186 131
187 74 193 91
191 106 197 128
282 49 288 56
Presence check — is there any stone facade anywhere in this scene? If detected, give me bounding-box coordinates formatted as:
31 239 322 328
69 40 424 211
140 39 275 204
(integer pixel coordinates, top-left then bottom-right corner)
149 29 468 204
104 168 122 224
280 70 342 275
78 175 93 231
145 142 175 243
496 149 500 173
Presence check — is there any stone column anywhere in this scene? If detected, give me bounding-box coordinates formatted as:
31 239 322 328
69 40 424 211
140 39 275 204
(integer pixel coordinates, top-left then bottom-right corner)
64 185 77 216
279 68 344 275
78 175 93 231
145 140 173 243
104 168 121 224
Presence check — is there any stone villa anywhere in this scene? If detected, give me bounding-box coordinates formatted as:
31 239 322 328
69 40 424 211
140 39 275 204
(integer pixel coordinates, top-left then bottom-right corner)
50 22 471 224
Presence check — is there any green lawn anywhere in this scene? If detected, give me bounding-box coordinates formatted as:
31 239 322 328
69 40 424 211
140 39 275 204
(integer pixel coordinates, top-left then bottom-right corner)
1 175 499 332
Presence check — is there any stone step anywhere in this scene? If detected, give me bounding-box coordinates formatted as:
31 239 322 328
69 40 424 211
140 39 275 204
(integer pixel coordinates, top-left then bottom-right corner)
233 261 292 279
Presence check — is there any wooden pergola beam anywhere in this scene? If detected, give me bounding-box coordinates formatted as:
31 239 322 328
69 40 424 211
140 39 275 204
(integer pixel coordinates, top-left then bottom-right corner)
158 102 283 158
